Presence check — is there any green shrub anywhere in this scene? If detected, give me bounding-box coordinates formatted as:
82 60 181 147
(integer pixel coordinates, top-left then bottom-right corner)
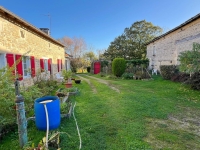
160 65 177 80
189 72 200 90
0 67 16 132
106 74 117 79
112 58 126 77
125 59 149 66
122 73 134 79
178 42 200 76
171 73 190 83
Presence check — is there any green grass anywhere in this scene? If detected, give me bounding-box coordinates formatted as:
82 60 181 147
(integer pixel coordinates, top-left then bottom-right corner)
1 75 200 149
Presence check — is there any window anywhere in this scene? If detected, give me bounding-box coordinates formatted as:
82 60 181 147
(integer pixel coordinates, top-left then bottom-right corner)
153 46 156 56
20 30 25 38
40 58 49 72
22 56 30 77
44 59 48 71
0 53 6 69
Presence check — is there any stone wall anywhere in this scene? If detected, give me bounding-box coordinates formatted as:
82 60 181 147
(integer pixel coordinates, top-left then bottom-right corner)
147 18 200 70
0 11 65 86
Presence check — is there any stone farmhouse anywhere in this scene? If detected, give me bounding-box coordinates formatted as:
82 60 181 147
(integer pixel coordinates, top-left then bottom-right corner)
146 13 200 71
0 6 66 86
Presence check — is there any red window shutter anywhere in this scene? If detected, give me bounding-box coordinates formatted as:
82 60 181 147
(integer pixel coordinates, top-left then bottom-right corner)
57 59 59 72
61 59 62 70
30 56 35 77
48 58 52 74
15 55 23 80
6 53 15 75
40 59 44 71
6 53 14 67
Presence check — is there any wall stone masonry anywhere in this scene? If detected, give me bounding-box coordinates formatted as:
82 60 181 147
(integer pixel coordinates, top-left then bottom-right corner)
0 7 65 87
147 16 200 71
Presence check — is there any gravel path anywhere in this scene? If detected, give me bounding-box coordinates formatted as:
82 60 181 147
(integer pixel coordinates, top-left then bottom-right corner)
79 75 120 93
76 75 97 94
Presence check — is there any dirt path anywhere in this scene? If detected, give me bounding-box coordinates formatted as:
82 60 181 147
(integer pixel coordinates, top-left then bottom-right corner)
76 75 97 94
79 75 120 93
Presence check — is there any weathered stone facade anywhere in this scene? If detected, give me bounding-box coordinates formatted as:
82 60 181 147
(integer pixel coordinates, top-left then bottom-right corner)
147 14 200 70
0 6 65 86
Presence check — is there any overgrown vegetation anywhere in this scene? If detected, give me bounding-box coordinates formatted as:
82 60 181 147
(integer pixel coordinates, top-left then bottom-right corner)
125 59 149 66
160 65 177 80
0 68 59 140
1 74 200 149
121 72 134 79
160 42 200 91
179 42 200 77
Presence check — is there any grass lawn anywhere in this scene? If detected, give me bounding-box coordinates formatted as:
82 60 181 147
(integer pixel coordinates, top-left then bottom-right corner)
1 75 200 149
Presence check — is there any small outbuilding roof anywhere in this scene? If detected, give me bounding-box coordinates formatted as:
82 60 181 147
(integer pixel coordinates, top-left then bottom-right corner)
146 13 200 45
65 53 73 58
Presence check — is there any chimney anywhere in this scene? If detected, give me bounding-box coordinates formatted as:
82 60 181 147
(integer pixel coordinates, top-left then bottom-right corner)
39 28 50 35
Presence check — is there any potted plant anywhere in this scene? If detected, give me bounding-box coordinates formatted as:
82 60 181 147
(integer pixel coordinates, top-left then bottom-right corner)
74 77 81 84
62 70 73 88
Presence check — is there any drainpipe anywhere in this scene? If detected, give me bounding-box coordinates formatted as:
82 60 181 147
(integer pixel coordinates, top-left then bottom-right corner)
14 78 28 148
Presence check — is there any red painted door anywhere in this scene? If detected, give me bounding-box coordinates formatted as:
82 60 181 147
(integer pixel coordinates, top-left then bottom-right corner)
94 62 101 74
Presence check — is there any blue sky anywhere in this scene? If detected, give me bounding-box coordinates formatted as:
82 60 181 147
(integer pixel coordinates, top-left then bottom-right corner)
1 0 200 52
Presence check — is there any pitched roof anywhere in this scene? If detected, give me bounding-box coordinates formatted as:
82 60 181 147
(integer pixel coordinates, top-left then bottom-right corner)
0 6 65 47
146 13 200 45
65 53 73 58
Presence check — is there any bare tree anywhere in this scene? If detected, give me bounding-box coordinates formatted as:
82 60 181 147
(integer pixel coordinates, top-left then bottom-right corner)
57 36 73 53
57 36 87 58
58 36 87 72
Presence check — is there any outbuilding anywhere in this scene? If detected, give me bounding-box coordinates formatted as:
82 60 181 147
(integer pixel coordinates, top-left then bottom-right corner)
146 13 200 70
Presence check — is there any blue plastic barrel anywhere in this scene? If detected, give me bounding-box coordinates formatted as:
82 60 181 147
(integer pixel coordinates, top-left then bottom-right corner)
34 96 61 130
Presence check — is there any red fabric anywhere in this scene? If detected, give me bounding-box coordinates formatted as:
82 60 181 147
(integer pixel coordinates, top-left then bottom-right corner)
30 56 35 77
48 58 52 74
40 59 44 71
6 53 15 75
15 55 23 80
57 59 59 72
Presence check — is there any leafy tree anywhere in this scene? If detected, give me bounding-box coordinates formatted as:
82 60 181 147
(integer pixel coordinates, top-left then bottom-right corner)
104 20 162 60
179 42 200 77
84 51 97 61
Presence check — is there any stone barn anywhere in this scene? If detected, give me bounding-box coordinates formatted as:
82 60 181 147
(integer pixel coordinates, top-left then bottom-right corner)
146 13 200 70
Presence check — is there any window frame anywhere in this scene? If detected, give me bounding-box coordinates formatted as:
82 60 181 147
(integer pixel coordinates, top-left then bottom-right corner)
0 53 6 69
20 29 26 39
22 56 31 78
44 59 48 71
153 46 156 56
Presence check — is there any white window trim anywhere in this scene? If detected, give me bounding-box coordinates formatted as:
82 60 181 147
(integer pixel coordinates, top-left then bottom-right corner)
44 59 48 71
22 56 31 78
0 53 6 69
